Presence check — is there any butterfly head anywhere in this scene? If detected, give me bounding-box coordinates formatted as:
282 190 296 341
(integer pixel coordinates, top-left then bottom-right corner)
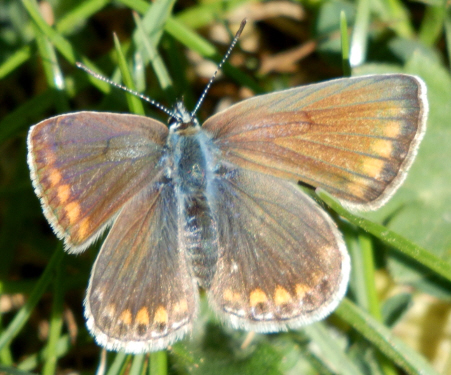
169 100 200 133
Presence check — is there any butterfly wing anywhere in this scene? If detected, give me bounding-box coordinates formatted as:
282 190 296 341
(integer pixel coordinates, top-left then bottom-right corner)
27 112 168 252
203 74 427 210
85 181 198 353
207 168 349 330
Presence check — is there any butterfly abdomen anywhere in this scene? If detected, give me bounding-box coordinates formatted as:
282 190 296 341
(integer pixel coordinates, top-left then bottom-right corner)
183 195 218 288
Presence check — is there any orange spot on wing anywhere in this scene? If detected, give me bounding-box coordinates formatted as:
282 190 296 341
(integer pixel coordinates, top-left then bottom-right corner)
295 284 310 299
371 139 393 159
224 289 242 302
274 286 292 306
57 184 71 204
154 306 168 324
136 307 150 325
77 217 90 241
65 201 80 224
119 309 132 325
250 288 268 307
348 181 368 201
48 169 62 187
174 300 188 313
362 157 385 180
383 121 401 138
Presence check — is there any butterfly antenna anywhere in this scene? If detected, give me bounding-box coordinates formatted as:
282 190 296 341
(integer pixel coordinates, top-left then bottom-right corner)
75 62 179 120
190 18 247 117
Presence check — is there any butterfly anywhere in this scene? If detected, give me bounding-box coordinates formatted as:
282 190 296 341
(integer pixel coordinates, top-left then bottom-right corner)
27 22 428 353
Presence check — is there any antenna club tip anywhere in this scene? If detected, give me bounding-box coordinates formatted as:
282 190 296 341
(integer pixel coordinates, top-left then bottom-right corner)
237 18 247 37
75 62 91 74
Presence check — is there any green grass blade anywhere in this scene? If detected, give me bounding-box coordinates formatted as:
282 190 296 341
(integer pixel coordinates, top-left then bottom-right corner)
133 9 175 101
303 324 361 375
42 255 65 375
340 10 351 77
149 350 167 375
105 352 128 375
0 46 32 79
117 0 261 93
129 353 146 375
419 4 446 47
56 0 110 34
317 189 451 283
350 0 370 67
0 246 65 351
113 34 146 115
445 8 451 70
21 0 111 93
335 299 440 375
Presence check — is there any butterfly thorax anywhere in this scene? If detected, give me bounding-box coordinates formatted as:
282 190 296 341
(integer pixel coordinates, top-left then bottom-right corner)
166 112 220 289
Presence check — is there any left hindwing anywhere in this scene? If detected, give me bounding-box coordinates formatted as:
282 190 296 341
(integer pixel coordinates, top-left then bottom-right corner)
85 181 198 354
207 168 350 331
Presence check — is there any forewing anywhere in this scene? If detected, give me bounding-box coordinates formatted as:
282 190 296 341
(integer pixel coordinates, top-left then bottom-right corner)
85 182 197 353
208 168 349 331
27 112 168 251
203 75 427 210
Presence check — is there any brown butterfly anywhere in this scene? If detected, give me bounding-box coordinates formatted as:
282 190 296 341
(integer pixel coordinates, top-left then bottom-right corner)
27 21 427 353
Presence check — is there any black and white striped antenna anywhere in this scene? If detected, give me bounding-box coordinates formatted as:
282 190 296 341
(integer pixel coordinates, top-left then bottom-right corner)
76 62 177 119
190 18 246 117
76 19 247 122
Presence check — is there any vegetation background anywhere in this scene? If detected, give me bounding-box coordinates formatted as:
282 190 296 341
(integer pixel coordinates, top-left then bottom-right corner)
0 0 451 374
